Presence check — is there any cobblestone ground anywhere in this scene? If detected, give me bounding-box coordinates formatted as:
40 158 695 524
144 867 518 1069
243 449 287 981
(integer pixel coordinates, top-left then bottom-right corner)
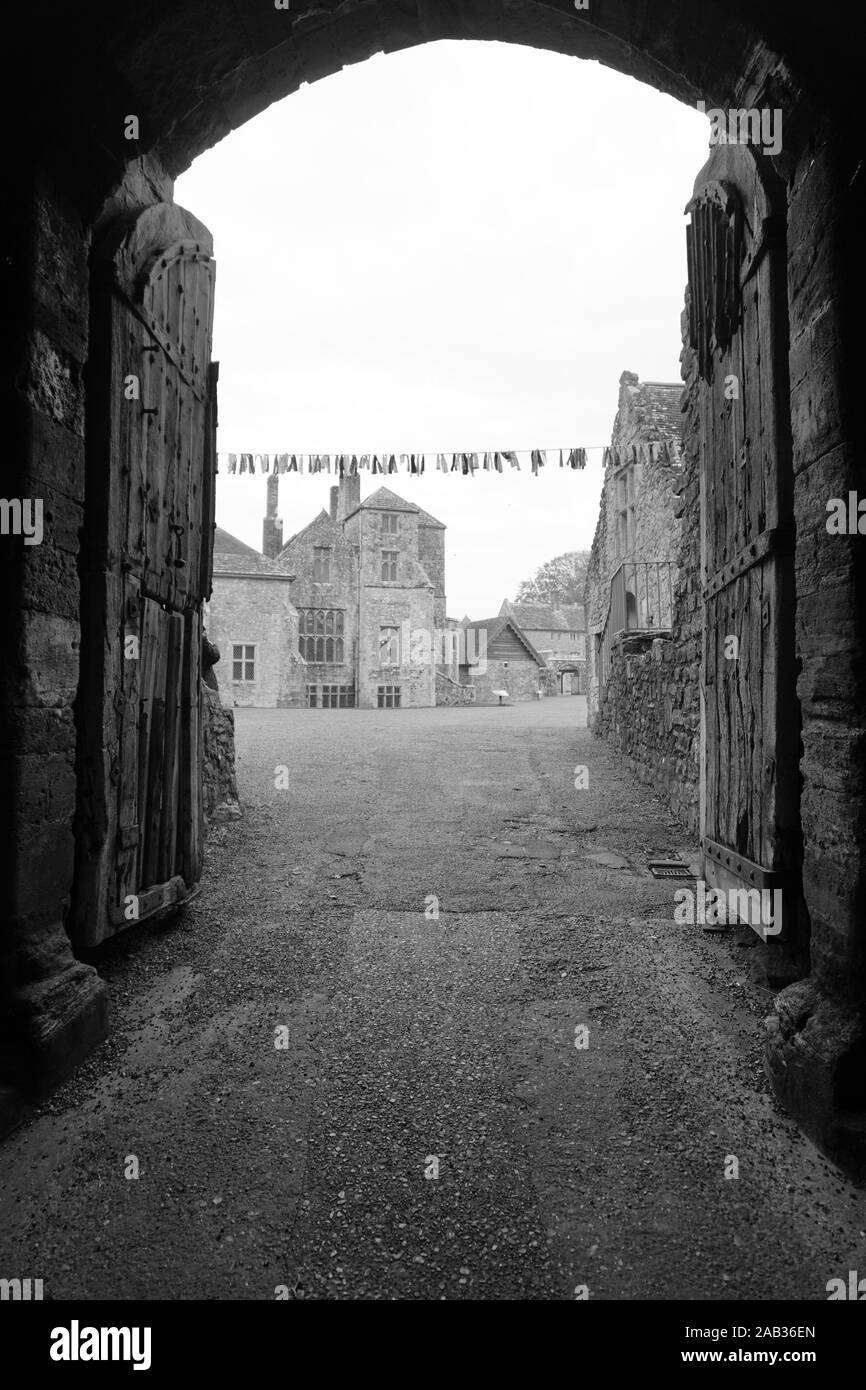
2 698 865 1300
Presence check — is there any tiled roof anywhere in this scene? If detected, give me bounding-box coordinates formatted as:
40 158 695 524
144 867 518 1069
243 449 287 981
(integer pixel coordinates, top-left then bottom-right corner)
353 486 419 514
414 504 446 529
507 602 563 630
213 527 285 576
503 601 586 632
615 370 683 444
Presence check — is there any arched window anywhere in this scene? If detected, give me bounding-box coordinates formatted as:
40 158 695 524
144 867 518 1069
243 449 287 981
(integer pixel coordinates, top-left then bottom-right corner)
325 637 334 662
335 637 344 663
315 636 325 662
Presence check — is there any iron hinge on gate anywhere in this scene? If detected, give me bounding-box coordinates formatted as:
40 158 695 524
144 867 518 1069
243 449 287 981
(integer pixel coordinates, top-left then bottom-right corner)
740 215 786 288
702 838 783 891
703 526 790 601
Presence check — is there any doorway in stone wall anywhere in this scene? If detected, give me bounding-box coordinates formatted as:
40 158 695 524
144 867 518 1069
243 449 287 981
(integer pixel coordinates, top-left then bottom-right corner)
171 41 705 748
73 42 803 994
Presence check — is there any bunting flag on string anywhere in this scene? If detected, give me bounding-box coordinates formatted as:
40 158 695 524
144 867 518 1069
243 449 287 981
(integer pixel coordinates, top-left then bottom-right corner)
218 438 683 476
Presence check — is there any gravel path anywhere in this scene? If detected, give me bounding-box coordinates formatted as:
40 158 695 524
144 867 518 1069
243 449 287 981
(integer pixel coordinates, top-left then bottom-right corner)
1 698 864 1300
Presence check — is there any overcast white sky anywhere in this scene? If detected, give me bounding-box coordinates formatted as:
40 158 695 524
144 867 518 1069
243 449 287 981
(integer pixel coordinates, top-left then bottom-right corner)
175 40 708 617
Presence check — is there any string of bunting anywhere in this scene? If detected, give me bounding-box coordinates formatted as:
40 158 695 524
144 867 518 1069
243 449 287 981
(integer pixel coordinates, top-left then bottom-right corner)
218 440 682 476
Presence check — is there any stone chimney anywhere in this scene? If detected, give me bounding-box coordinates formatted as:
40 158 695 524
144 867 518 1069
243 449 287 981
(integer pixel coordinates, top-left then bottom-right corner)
337 474 361 522
262 474 283 559
330 485 339 521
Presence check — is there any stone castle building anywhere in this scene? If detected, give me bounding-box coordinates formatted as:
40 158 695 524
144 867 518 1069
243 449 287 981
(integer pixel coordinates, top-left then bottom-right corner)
206 474 586 712
585 371 684 724
584 370 698 832
206 474 445 710
205 523 300 708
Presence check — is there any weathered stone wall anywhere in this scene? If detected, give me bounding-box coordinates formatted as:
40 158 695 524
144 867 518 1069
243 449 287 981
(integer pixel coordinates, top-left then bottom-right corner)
203 577 299 709
358 582 436 709
466 658 545 705
201 684 239 820
585 372 685 726
435 672 476 706
546 656 588 695
1 175 118 1096
765 117 866 1165
278 509 359 703
347 495 438 709
417 519 446 630
593 333 702 832
596 634 700 834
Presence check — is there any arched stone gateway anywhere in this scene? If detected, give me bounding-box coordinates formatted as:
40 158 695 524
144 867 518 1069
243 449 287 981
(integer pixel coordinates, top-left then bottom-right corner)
2 4 864 1171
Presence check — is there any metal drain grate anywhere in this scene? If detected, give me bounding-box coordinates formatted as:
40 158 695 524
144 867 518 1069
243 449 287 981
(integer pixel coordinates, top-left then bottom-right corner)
647 861 696 879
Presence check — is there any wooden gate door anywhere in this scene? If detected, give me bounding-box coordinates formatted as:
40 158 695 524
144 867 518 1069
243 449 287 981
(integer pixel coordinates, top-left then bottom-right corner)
73 204 217 948
686 147 802 948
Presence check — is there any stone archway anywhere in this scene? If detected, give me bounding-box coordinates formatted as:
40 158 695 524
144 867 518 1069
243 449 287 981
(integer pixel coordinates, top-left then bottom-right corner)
4 3 865 1169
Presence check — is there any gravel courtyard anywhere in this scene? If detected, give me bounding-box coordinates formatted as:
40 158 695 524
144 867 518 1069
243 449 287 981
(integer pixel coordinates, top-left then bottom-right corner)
1 698 864 1300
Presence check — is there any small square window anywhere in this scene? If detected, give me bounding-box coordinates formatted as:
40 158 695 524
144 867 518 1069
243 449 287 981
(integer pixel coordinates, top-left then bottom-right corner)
381 512 398 534
232 643 255 682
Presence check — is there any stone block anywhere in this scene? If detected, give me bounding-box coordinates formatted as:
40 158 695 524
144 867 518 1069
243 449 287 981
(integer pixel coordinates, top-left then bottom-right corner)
765 979 866 1179
3 611 79 709
3 963 109 1095
11 822 75 922
21 329 85 435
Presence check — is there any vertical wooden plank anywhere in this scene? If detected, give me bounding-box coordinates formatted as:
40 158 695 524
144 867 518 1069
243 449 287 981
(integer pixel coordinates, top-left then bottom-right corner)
160 363 179 608
136 598 160 886
200 362 218 602
143 605 170 888
749 253 775 864
158 612 184 882
115 573 143 912
706 357 722 850
190 608 203 883
189 259 217 603
128 315 149 570
174 382 193 611
102 569 124 934
179 610 203 885
142 322 167 599
180 253 197 378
